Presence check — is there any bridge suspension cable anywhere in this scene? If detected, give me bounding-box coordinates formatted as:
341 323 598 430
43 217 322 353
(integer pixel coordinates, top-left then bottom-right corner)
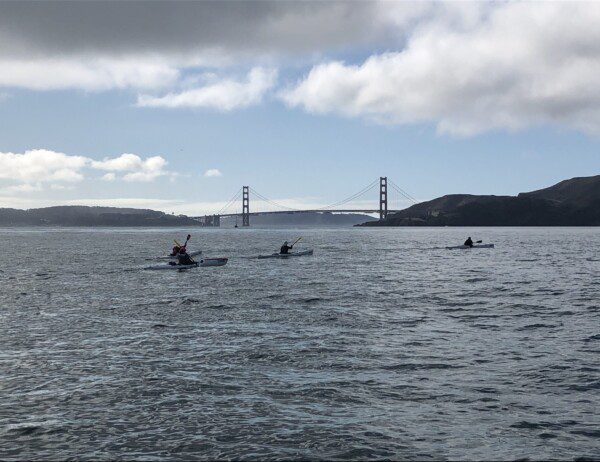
316 179 379 210
217 187 242 215
249 187 302 212
389 179 419 205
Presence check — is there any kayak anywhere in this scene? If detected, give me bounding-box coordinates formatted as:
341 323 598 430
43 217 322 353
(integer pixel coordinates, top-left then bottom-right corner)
145 257 228 270
446 244 495 250
257 249 314 259
157 250 202 260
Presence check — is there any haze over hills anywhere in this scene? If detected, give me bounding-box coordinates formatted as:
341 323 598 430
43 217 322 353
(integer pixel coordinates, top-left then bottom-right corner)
2 175 599 227
0 206 201 227
0 206 376 227
360 175 600 227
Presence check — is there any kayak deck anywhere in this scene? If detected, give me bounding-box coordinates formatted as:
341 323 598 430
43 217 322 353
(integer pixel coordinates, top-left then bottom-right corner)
145 257 228 270
446 244 495 250
257 249 314 259
157 250 202 260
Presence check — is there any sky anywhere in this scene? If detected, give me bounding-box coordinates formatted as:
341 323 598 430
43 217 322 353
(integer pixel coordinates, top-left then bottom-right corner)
1 0 600 215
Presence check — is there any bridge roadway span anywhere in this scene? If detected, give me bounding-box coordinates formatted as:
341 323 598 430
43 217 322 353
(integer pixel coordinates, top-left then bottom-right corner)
193 209 401 219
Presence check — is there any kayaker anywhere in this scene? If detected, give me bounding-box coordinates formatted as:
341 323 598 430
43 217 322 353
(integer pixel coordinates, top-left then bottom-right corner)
170 245 181 256
464 237 474 247
280 241 293 254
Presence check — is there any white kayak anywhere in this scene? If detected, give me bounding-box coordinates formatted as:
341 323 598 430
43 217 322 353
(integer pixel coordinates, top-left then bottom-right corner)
257 249 314 259
157 250 202 260
446 244 495 250
145 257 228 270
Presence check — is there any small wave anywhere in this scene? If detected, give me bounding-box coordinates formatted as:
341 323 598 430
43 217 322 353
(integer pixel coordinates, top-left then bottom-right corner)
301 297 324 304
510 420 579 430
567 381 600 392
5 420 62 436
570 429 600 438
382 363 458 371
516 323 560 331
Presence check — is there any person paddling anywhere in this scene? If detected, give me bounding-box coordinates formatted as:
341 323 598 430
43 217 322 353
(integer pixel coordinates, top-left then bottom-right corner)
279 237 302 255
280 241 293 254
464 236 474 247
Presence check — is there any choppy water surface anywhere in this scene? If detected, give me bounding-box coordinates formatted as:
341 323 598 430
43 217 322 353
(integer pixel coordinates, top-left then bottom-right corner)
1 227 599 460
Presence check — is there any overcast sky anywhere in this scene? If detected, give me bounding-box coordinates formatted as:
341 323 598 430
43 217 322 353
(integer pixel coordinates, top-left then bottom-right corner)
1 1 599 214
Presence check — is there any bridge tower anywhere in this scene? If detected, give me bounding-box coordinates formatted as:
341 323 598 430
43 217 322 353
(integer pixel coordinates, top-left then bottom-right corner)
242 186 250 227
379 177 388 220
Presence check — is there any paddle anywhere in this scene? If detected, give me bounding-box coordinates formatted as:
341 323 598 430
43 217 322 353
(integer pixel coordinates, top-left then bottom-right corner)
182 234 197 264
290 237 302 248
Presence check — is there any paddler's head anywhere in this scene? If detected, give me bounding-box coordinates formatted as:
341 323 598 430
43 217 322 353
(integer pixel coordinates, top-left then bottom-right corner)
284 241 288 245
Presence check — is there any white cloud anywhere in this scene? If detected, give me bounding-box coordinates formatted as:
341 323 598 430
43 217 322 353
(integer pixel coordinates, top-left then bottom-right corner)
0 149 87 184
0 149 174 199
91 153 170 182
281 2 600 136
49 184 74 191
0 57 180 91
0 182 42 193
204 169 222 177
101 173 116 181
137 67 277 110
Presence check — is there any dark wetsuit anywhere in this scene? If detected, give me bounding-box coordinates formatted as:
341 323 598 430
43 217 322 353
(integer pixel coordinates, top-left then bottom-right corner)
464 238 474 247
280 244 292 254
177 252 195 265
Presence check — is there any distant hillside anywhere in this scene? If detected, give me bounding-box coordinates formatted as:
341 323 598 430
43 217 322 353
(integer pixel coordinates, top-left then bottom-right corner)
359 175 600 226
0 206 201 227
221 211 376 227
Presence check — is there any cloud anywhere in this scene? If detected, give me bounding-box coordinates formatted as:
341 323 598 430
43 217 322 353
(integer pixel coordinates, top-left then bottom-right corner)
281 2 600 136
0 2 403 59
0 1 408 92
0 58 179 91
0 149 173 196
101 173 116 181
204 169 222 178
91 153 170 182
137 68 276 110
1 2 600 136
0 149 87 184
0 182 43 193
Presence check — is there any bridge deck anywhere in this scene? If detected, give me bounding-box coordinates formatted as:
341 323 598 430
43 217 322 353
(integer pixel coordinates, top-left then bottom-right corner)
194 209 401 219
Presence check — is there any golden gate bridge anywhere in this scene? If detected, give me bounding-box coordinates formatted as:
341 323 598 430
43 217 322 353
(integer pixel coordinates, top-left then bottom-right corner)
193 177 418 226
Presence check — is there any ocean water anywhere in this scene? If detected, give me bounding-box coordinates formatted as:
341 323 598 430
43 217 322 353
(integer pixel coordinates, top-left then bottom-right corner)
1 227 598 460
